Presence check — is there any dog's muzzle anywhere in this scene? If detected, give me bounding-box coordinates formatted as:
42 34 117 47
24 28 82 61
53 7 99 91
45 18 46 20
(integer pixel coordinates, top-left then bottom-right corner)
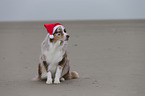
66 35 70 41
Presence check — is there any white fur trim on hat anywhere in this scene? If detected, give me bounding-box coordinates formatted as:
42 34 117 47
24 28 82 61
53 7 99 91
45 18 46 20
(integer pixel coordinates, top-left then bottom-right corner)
53 25 65 34
49 35 54 39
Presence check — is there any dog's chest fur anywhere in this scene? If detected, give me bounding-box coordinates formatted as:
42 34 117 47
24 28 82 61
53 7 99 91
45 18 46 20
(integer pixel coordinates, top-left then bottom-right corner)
43 43 65 75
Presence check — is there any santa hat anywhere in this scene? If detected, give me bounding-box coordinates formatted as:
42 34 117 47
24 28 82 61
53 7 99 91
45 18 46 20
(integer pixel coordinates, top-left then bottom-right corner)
44 23 65 39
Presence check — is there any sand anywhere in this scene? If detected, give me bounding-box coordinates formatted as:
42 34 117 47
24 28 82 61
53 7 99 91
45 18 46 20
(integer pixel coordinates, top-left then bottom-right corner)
0 20 145 96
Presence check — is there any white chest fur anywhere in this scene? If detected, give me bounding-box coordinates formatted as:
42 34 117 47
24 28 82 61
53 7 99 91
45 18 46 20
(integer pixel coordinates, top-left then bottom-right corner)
43 42 65 76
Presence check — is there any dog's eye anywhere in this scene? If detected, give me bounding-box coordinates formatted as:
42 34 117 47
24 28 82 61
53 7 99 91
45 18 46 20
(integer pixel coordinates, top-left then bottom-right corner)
64 29 66 33
57 33 61 36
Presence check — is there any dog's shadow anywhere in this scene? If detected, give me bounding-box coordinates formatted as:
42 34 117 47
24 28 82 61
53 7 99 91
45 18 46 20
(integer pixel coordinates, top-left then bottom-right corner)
32 78 77 85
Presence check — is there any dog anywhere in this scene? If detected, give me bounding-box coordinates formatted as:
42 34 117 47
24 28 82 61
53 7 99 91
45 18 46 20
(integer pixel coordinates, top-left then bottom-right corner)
34 23 79 84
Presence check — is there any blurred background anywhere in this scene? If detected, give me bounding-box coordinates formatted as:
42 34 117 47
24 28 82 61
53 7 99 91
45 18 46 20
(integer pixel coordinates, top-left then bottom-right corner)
0 0 145 22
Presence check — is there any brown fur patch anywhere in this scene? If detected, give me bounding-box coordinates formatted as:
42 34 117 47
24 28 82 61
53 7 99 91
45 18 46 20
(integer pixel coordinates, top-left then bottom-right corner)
63 71 71 80
41 64 47 74
38 63 42 79
71 71 79 79
43 61 48 72
58 57 66 66
63 71 79 80
43 55 46 61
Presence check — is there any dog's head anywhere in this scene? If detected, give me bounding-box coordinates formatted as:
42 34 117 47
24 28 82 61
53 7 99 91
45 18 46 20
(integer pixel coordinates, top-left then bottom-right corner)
50 26 70 43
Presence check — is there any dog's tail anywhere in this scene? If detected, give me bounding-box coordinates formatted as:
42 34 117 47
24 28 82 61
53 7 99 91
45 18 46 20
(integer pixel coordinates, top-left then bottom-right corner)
70 71 79 79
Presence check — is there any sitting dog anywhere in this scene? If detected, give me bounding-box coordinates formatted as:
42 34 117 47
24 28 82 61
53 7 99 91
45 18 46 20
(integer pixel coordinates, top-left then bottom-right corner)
34 23 79 84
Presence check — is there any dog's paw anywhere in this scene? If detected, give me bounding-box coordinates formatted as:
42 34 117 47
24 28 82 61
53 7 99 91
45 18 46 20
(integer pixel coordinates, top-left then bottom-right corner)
46 79 52 84
60 77 65 82
54 78 60 84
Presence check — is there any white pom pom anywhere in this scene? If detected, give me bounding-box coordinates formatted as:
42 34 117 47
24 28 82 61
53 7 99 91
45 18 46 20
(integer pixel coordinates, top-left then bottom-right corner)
49 35 54 39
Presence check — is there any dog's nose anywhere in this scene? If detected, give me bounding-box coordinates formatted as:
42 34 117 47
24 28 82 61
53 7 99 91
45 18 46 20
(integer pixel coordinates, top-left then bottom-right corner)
66 35 70 38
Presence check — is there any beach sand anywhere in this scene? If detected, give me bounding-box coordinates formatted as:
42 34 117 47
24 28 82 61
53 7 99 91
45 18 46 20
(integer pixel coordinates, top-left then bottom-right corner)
0 20 145 96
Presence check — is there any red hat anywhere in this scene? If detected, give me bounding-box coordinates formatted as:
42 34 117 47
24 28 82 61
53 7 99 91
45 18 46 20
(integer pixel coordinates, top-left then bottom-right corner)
44 23 64 39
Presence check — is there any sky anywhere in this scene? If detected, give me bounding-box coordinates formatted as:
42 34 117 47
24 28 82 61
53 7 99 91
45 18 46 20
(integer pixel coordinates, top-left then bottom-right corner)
0 0 145 21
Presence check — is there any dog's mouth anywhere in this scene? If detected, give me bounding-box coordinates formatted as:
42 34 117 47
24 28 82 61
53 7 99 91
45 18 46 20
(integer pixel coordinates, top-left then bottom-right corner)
50 38 54 42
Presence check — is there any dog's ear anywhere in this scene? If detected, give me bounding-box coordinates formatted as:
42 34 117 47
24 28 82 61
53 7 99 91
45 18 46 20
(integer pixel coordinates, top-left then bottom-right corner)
57 27 63 32
54 27 59 33
55 28 58 33
54 27 63 33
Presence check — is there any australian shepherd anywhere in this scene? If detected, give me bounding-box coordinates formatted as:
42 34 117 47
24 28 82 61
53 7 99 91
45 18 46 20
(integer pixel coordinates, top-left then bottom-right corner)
34 23 79 84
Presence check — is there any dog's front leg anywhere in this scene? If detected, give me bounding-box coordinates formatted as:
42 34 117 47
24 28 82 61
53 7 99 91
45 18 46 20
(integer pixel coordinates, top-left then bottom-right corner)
54 65 63 84
46 71 53 84
42 61 52 84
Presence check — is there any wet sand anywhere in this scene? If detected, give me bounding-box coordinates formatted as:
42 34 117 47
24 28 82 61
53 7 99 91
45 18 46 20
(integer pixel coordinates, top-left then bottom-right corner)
0 20 145 96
